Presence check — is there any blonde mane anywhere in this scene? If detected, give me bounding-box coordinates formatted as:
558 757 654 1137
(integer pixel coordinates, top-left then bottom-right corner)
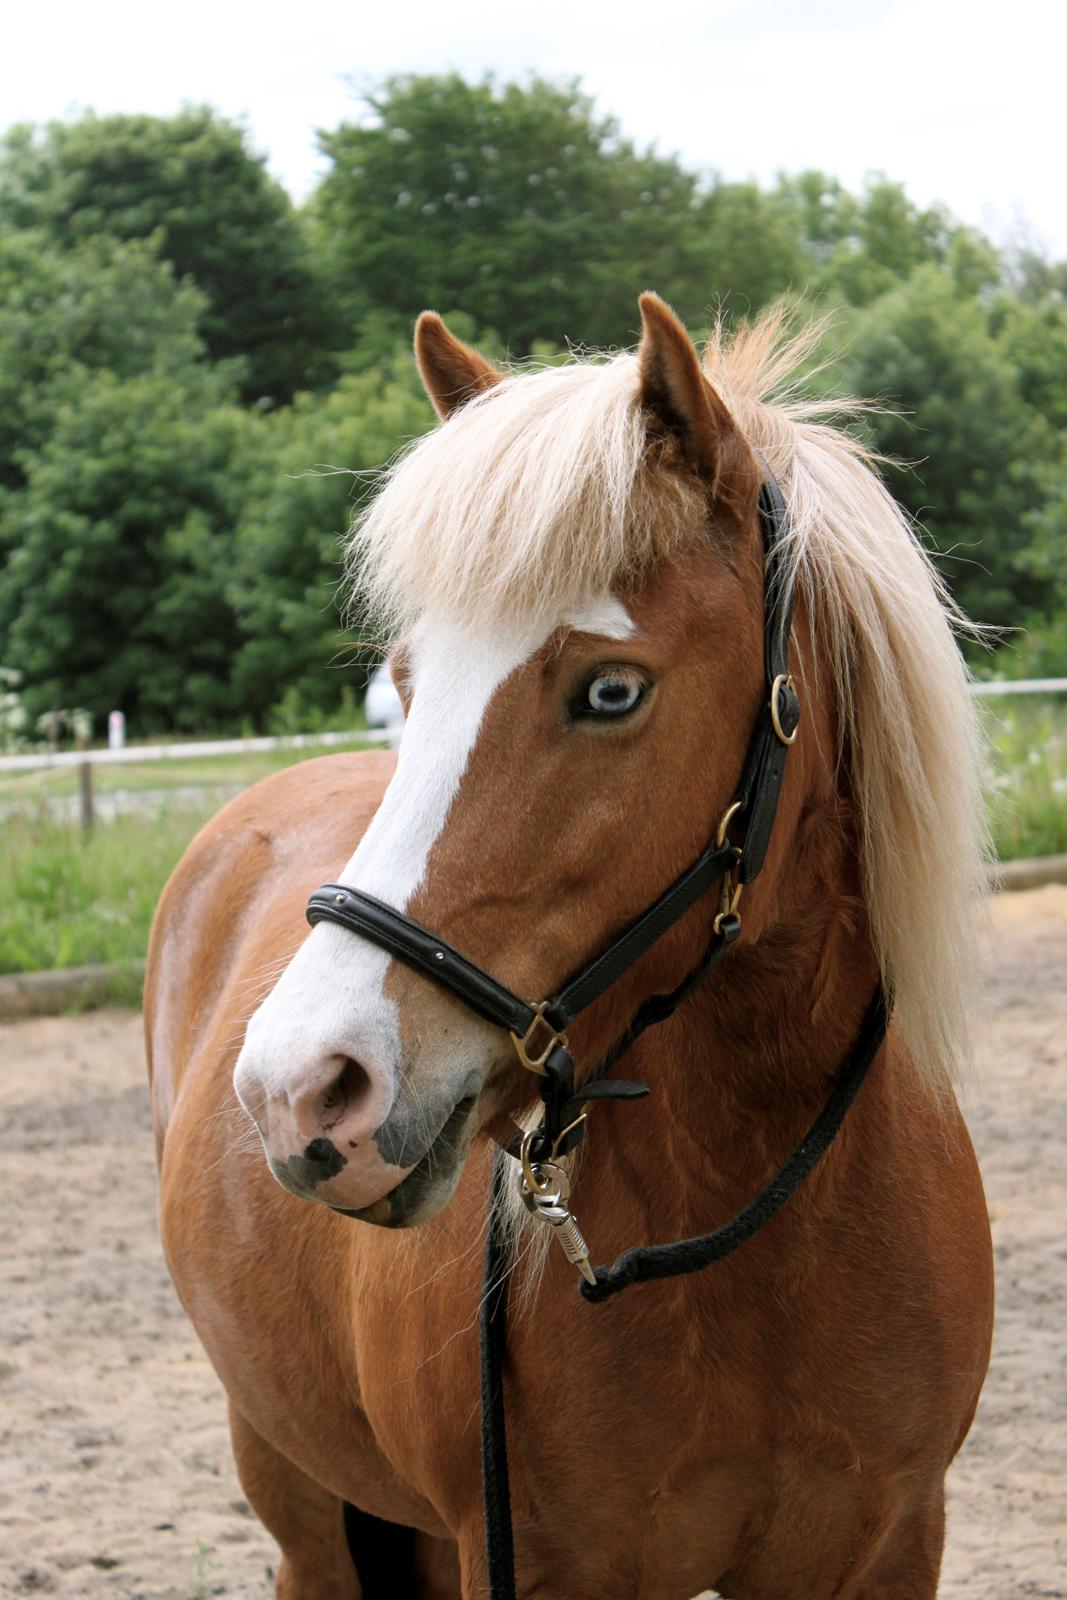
349 310 987 1085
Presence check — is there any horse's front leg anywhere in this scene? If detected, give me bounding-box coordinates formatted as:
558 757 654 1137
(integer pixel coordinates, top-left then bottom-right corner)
228 1401 360 1600
846 1491 945 1600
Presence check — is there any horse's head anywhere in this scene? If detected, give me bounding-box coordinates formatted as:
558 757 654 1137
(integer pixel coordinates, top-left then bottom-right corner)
234 294 784 1222
233 291 982 1225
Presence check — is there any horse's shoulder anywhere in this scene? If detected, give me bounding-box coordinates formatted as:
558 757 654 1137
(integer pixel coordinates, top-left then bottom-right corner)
157 747 395 923
222 746 398 835
233 746 397 818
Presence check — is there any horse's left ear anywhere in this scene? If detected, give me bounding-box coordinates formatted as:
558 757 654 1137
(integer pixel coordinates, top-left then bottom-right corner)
414 312 501 420
637 292 757 515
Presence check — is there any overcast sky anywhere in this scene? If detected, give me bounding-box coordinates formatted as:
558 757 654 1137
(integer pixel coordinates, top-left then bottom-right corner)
4 0 1063 257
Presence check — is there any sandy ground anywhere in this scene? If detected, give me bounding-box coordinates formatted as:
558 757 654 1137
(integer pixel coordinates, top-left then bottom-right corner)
0 892 1064 1599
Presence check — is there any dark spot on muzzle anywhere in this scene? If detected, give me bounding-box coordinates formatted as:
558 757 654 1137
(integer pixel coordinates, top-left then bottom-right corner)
276 1136 348 1194
333 1091 479 1228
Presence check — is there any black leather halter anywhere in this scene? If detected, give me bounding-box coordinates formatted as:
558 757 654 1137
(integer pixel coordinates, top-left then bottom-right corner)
307 475 802 1160
308 473 891 1600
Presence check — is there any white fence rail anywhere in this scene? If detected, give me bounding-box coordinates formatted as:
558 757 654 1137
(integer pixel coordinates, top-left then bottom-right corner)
0 727 387 776
968 678 1067 698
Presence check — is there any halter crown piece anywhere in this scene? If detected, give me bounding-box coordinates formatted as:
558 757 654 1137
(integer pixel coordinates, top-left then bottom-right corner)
306 474 890 1600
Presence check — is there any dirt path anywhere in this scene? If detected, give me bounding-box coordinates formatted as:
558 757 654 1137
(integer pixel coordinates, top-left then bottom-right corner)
1 891 1064 1598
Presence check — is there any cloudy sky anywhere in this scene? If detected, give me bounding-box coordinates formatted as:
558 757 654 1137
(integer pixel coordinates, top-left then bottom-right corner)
4 0 1062 256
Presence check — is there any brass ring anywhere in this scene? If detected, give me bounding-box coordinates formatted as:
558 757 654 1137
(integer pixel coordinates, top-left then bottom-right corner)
550 1112 588 1161
716 799 744 850
769 674 799 746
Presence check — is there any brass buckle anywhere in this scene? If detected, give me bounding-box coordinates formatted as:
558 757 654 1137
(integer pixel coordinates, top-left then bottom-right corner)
510 1001 569 1076
714 801 744 935
770 673 799 746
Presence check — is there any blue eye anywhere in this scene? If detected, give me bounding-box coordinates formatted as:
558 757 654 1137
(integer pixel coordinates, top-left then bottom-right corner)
584 671 646 717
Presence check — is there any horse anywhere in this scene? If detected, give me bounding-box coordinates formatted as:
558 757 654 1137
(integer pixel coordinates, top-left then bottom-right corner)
146 293 994 1599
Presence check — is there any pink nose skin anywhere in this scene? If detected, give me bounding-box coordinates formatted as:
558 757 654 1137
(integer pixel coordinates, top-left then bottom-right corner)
288 1055 378 1149
244 1054 417 1215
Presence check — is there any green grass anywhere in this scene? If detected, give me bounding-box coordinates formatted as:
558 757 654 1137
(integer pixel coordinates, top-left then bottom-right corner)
0 704 1064 984
0 804 214 977
981 696 1067 862
0 735 388 982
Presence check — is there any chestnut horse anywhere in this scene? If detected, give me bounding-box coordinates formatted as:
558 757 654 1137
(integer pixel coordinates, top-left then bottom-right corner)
146 295 993 1599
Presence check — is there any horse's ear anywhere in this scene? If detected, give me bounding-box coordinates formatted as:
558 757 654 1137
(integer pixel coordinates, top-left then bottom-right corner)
414 313 501 420
637 292 756 514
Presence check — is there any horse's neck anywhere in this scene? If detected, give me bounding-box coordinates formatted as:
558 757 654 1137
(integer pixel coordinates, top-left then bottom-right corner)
591 818 880 1238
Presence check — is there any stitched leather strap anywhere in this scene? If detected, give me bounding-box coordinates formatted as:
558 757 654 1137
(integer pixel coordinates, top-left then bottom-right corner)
309 838 738 1042
545 839 739 1028
307 887 538 1037
760 475 796 687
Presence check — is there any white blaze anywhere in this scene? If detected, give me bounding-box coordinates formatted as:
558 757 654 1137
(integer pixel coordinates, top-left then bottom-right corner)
234 600 634 1113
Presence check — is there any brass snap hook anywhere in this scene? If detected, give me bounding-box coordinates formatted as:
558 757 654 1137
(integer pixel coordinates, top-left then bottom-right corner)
519 1129 569 1202
714 878 743 935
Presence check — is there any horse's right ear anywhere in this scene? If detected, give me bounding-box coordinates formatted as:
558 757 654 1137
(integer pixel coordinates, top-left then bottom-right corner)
414 313 501 421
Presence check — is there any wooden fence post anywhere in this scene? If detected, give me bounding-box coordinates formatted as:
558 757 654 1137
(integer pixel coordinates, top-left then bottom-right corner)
79 761 95 835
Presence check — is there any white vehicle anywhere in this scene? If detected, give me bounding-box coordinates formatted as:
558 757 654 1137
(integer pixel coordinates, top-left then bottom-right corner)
363 660 404 729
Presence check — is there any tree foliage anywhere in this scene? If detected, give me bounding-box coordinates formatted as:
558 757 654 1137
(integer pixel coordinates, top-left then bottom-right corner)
838 268 1054 624
226 359 433 727
0 109 338 401
0 370 245 727
316 74 728 350
0 231 211 492
0 75 1064 736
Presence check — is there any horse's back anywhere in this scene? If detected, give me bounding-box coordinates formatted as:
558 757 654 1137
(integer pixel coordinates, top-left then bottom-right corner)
144 748 396 1148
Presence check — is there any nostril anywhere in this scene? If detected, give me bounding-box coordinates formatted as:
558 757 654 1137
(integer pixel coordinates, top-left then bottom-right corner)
317 1057 371 1137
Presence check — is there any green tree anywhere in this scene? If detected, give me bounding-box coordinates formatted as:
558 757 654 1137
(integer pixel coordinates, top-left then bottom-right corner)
988 293 1067 627
316 74 735 350
0 109 338 401
0 367 248 731
0 231 210 492
776 173 959 306
227 357 434 724
838 266 1052 625
990 292 1067 431
696 181 807 315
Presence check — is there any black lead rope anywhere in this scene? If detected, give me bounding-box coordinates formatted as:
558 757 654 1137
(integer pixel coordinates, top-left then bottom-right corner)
480 985 890 1600
582 986 889 1301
